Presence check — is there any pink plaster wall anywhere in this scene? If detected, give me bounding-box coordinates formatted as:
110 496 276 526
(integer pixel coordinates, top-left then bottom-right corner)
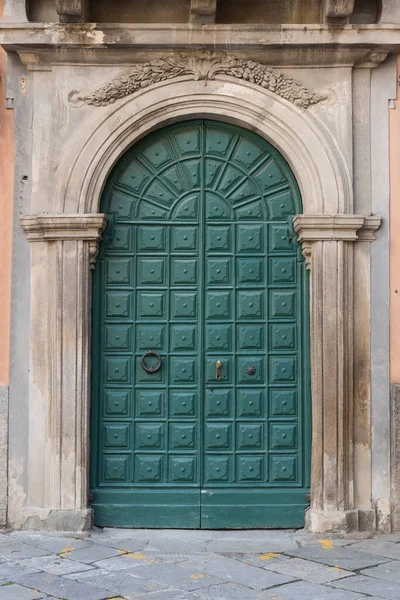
390 57 400 384
0 0 13 387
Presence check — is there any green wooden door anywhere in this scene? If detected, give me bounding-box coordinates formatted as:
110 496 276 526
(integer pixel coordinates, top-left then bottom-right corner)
91 120 310 529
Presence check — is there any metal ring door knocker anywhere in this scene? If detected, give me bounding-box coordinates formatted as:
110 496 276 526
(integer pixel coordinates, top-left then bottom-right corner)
141 351 162 375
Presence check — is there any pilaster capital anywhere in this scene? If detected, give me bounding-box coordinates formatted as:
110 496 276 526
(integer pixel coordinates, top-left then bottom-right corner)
20 213 108 268
293 214 381 268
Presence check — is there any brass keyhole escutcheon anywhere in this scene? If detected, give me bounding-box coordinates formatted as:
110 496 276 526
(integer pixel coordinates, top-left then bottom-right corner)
216 360 222 381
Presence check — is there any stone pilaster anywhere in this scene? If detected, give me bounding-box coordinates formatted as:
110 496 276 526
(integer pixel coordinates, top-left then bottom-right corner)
294 214 381 532
20 214 107 532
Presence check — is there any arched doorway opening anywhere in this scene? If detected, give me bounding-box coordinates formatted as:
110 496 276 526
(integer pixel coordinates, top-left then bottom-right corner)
90 119 311 528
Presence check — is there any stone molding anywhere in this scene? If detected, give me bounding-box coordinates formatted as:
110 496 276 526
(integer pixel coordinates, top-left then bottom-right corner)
68 53 328 110
56 79 352 216
20 214 108 267
294 214 382 268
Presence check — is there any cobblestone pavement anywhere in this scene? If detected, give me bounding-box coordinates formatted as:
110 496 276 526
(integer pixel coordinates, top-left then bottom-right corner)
0 528 400 599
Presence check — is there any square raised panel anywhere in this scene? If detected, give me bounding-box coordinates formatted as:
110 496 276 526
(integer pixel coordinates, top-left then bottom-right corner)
135 423 164 450
169 457 197 483
170 391 196 417
237 259 263 284
105 358 130 384
270 455 297 482
136 390 164 418
137 292 165 318
237 291 264 319
104 456 129 482
206 389 232 418
237 456 264 482
270 324 296 350
137 258 165 285
207 226 231 252
237 225 264 252
270 257 296 284
236 356 264 384
270 423 297 450
205 423 232 450
171 227 198 251
206 291 232 320
269 224 294 252
171 292 197 319
237 423 263 450
205 325 232 351
204 456 232 483
237 325 264 350
270 357 297 383
107 226 132 253
207 259 231 285
237 390 263 418
170 326 197 351
135 455 163 483
137 325 165 350
106 292 132 318
170 358 197 384
106 259 132 285
138 227 166 251
105 390 130 416
105 325 131 351
169 424 196 450
270 389 297 416
269 290 296 318
104 423 129 449
171 259 198 285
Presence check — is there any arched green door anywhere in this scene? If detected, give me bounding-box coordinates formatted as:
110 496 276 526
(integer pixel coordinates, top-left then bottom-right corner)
91 120 311 528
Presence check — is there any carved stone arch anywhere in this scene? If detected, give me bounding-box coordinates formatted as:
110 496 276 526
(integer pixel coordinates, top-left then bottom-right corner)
55 78 352 216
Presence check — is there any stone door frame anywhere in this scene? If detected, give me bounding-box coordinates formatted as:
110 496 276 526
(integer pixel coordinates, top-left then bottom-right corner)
20 78 380 532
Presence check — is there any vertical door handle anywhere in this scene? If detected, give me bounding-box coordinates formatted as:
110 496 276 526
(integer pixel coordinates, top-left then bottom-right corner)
216 360 222 381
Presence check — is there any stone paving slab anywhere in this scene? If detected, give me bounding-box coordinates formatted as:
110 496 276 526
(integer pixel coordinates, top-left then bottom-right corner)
129 561 225 592
59 544 122 564
0 542 50 561
10 533 92 554
20 554 95 576
93 552 162 571
0 583 46 600
229 552 291 569
193 582 278 599
330 574 400 599
66 569 168 597
0 560 41 580
180 554 296 590
206 537 299 553
361 559 400 582
287 544 391 570
268 581 367 599
349 539 400 560
15 572 115 600
263 556 355 584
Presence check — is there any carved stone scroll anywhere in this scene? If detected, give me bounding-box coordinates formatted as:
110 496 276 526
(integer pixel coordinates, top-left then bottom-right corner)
69 53 328 110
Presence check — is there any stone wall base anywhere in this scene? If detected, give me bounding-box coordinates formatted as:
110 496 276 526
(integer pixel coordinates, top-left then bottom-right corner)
19 508 93 534
306 508 378 533
0 385 8 529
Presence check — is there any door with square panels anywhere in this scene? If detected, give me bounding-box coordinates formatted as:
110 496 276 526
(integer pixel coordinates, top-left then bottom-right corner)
91 120 311 528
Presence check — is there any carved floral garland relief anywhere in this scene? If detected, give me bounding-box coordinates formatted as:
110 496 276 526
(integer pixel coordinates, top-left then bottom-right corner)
69 52 328 109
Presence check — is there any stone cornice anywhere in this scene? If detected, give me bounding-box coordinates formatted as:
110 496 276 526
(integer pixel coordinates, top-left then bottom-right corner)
0 24 400 54
20 214 108 267
293 214 382 268
20 214 108 241
293 214 382 242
